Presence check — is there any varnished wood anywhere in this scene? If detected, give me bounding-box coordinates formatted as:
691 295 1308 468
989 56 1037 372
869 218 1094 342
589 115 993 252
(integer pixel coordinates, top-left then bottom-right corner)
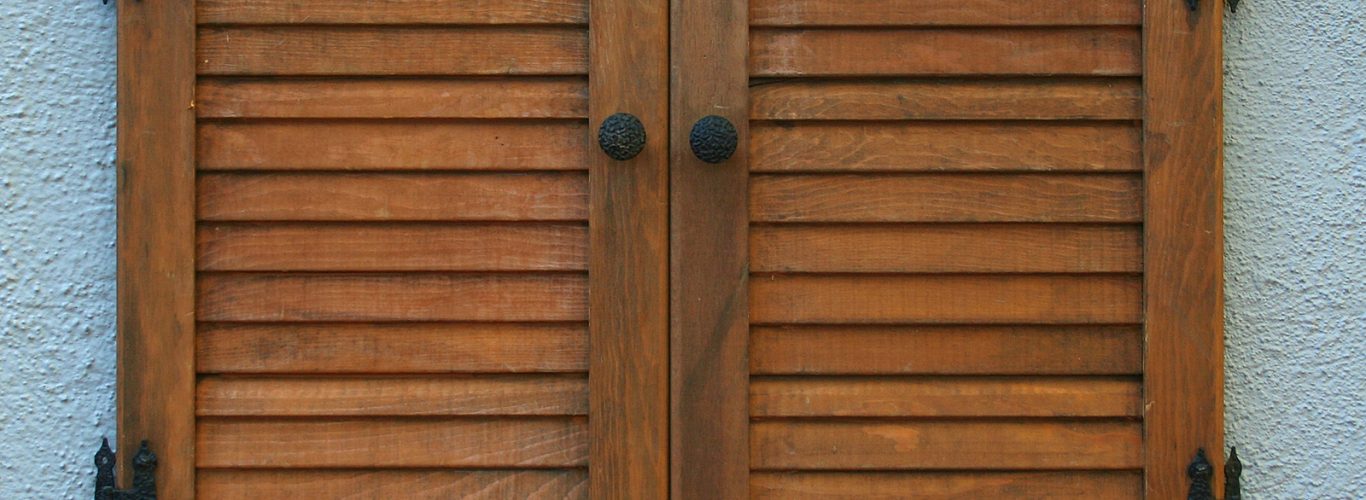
198 418 588 468
197 322 587 374
198 172 588 222
198 121 587 170
751 325 1142 375
198 0 588 25
197 78 588 119
751 421 1143 470
750 471 1142 499
198 375 587 416
750 174 1142 222
198 27 588 76
198 223 588 271
751 275 1141 324
749 122 1141 172
199 470 588 499
751 224 1141 273
750 0 1141 26
750 79 1142 121
751 28 1141 76
750 377 1142 417
1144 0 1226 496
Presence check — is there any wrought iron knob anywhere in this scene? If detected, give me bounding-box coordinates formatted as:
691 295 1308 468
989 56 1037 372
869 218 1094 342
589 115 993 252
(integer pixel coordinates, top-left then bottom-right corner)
689 115 738 164
597 112 646 161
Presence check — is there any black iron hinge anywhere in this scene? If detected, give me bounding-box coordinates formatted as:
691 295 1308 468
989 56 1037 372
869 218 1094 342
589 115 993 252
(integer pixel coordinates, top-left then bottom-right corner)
1189 447 1244 500
95 438 157 500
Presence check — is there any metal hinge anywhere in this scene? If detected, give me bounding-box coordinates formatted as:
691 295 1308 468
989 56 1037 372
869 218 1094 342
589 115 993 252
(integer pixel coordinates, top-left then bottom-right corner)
94 438 157 500
1189 447 1244 500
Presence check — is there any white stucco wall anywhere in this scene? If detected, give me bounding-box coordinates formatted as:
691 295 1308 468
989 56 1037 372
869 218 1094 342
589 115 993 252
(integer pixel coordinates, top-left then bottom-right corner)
0 1 1360 498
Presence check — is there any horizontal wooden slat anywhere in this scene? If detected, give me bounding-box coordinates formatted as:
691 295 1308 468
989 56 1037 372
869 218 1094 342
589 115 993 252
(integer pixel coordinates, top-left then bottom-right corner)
198 173 588 222
751 224 1141 273
199 0 588 25
198 223 588 271
750 377 1141 417
199 27 587 76
198 78 588 119
751 421 1142 470
751 275 1141 324
750 325 1142 375
750 79 1142 121
198 375 586 416
750 0 1141 26
198 418 587 468
749 174 1142 223
197 273 587 322
198 121 586 170
198 469 588 499
197 323 587 374
751 28 1140 76
750 122 1140 172
751 471 1142 499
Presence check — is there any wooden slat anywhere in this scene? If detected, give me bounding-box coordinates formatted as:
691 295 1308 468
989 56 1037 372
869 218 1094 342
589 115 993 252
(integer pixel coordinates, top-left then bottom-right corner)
198 0 588 25
197 273 587 322
197 78 588 119
198 376 587 416
750 122 1140 172
750 275 1142 324
750 79 1142 121
198 173 588 222
750 471 1142 499
199 470 588 500
198 121 586 170
749 174 1142 223
197 323 587 374
750 325 1142 375
751 224 1141 273
198 418 587 468
751 421 1143 470
751 28 1140 76
750 377 1142 417
198 27 588 76
198 223 588 271
750 0 1141 26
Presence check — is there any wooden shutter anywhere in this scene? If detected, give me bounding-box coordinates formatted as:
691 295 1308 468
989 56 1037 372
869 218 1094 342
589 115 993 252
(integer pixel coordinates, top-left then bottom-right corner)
117 0 667 497
670 0 1224 498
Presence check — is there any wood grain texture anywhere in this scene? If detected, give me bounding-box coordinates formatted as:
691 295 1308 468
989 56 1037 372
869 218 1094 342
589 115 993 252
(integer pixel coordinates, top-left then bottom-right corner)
198 121 586 170
750 79 1142 121
750 174 1142 223
198 418 588 468
197 78 588 119
1144 0 1227 496
751 28 1141 76
751 224 1141 273
749 122 1141 172
750 275 1141 324
751 421 1143 470
750 471 1142 499
198 223 588 271
198 27 588 76
750 0 1141 26
116 0 196 494
750 377 1142 417
198 172 588 222
197 375 587 416
750 325 1142 375
199 469 588 499
198 0 588 25
197 322 587 374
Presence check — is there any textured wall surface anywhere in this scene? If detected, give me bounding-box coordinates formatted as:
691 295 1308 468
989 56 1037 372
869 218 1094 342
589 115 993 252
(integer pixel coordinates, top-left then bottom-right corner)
0 1 1361 498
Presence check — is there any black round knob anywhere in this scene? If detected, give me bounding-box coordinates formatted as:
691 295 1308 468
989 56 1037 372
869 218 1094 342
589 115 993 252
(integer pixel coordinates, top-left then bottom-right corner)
689 115 738 164
597 112 646 161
